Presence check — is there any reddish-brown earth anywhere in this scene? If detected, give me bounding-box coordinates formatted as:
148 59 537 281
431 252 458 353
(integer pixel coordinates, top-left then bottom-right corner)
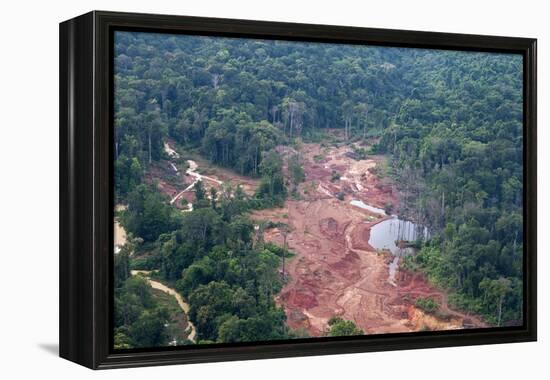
191 156 260 196
147 140 486 336
145 160 195 209
146 143 260 210
252 141 486 336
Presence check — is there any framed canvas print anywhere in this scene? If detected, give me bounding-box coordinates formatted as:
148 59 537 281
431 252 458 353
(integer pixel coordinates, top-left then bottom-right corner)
59 11 537 369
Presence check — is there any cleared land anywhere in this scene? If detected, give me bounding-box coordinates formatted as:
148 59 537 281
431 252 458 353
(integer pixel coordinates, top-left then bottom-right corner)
252 141 486 335
117 139 486 340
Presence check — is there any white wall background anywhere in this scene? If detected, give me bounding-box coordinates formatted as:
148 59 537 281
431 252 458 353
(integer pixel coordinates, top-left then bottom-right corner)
0 0 547 377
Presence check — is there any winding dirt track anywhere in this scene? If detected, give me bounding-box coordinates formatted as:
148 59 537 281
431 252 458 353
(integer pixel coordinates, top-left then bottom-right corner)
170 159 223 206
131 270 197 342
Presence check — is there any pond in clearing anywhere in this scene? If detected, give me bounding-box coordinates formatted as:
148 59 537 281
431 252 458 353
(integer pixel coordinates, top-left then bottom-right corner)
368 217 428 256
368 216 429 284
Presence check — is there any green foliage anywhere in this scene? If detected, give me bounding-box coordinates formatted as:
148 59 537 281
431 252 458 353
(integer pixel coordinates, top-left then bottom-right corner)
350 146 368 160
115 156 142 201
313 154 325 163
366 47 523 326
121 184 180 242
288 154 305 185
209 187 218 209
479 277 516 326
256 150 287 201
188 281 235 339
113 331 132 350
130 255 160 271
263 242 294 259
327 317 363 337
114 251 130 288
409 237 523 324
113 274 171 348
194 180 206 201
128 308 170 348
217 310 288 343
415 297 439 314
144 188 291 344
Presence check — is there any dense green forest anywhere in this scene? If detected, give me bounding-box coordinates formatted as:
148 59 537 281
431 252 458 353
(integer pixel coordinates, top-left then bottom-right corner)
377 53 524 326
113 31 523 347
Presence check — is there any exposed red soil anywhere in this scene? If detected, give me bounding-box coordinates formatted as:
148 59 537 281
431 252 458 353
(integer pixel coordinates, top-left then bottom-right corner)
147 143 260 209
145 160 195 209
152 140 486 336
190 156 260 196
252 141 486 336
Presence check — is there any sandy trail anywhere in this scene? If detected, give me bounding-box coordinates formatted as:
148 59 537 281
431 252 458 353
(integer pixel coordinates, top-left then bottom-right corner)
164 142 180 159
170 158 223 206
131 270 197 342
157 142 258 209
114 221 127 254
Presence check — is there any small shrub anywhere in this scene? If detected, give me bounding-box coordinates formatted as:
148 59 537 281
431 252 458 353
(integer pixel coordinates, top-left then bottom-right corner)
415 297 439 314
313 154 325 163
352 147 367 160
327 317 363 337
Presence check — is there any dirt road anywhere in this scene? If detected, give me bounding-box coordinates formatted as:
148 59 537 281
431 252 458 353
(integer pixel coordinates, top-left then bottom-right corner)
170 158 223 206
131 270 197 342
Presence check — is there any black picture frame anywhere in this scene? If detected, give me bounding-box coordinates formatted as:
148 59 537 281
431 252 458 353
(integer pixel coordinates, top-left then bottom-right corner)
59 10 537 369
